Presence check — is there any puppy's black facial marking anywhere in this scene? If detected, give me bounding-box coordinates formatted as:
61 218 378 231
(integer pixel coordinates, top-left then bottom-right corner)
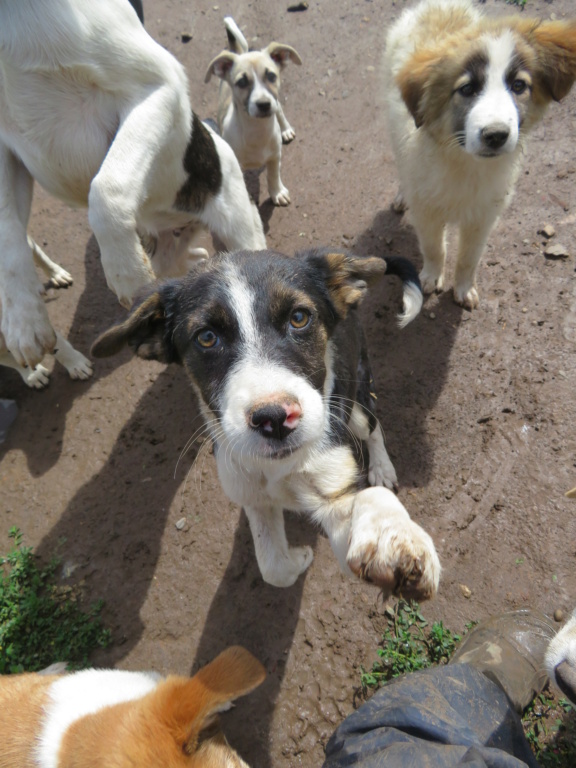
451 52 488 143
174 112 223 212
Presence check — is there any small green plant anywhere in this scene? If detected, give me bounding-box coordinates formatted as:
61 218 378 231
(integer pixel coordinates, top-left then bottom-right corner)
360 601 461 693
506 0 527 8
0 528 111 673
522 692 576 767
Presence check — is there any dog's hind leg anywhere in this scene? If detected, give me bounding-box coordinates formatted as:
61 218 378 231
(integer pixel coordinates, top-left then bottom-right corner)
0 350 50 389
201 132 267 250
53 332 93 381
244 504 313 587
0 145 56 368
30 238 73 289
350 342 398 490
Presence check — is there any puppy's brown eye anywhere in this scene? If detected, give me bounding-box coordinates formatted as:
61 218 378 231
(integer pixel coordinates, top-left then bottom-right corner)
195 329 220 349
511 79 527 95
458 82 475 98
236 74 249 88
290 309 311 330
266 71 277 84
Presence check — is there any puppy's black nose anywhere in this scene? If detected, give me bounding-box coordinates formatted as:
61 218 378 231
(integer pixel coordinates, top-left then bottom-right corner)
481 124 510 150
256 101 272 115
249 404 299 441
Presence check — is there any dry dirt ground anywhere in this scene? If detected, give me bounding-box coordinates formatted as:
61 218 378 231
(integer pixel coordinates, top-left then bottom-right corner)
1 0 576 765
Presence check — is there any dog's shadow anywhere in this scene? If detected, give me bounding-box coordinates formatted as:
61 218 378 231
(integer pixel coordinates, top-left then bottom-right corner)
352 207 464 487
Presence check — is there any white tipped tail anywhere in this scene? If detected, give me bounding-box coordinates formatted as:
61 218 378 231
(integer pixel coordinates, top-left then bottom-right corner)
224 17 249 53
398 281 423 328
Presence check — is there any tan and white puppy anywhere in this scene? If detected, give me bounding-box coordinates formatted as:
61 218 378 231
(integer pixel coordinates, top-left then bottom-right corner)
0 246 92 388
383 0 576 309
0 0 266 372
205 17 302 206
0 646 265 768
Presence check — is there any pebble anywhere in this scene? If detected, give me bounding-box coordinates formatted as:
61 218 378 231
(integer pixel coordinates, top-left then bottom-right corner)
544 243 570 259
175 517 187 530
554 609 564 622
460 584 472 599
538 224 555 239
429 312 436 320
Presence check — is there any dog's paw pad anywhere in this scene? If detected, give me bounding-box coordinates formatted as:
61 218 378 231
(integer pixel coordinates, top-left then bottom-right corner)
262 545 313 588
419 269 444 295
25 364 50 389
271 189 291 206
48 267 74 288
454 285 479 310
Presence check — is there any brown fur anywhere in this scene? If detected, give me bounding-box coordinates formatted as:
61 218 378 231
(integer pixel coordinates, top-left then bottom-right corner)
397 16 576 129
0 647 264 768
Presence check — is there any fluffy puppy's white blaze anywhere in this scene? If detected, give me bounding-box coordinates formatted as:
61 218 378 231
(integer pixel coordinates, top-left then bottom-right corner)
37 669 161 768
219 356 326 462
465 33 520 156
247 77 279 118
224 265 260 347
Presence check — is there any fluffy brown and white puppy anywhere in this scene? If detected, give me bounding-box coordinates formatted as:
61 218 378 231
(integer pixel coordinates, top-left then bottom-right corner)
205 17 301 206
0 0 265 373
383 0 576 309
0 646 265 768
92 247 440 598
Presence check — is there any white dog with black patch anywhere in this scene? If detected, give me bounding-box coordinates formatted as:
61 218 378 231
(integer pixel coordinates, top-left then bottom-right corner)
383 0 576 309
92 247 440 599
0 0 265 374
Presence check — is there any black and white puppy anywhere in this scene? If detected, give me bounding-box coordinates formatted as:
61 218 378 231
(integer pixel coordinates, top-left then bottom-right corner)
92 248 440 597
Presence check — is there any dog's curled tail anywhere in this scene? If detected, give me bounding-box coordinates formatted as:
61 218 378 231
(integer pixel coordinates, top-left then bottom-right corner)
384 255 423 328
224 16 249 54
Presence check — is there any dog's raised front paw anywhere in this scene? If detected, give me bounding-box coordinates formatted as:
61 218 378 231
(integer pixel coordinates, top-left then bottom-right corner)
261 545 313 588
453 284 479 310
271 186 291 206
346 487 440 600
281 127 296 144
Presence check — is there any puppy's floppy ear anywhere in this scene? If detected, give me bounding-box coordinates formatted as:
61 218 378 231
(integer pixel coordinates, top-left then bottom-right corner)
205 51 237 83
153 647 265 756
308 250 386 318
265 43 302 67
91 283 178 364
519 19 576 102
396 50 441 128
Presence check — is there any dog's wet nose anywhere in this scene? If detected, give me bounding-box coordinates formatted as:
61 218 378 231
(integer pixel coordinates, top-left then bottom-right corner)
481 123 510 150
249 402 302 441
256 100 272 115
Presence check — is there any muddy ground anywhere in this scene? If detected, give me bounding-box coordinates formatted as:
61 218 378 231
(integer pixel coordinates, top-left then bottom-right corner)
1 0 576 765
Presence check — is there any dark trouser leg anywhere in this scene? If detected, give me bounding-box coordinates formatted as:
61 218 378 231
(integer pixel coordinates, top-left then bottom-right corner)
324 664 539 768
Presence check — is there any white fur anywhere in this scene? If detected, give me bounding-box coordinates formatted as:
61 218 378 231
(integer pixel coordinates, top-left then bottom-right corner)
0 0 265 369
36 669 162 768
202 271 438 593
206 17 301 206
546 609 576 702
383 0 533 310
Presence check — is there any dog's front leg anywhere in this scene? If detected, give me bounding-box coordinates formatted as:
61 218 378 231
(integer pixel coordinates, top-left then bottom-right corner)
276 105 295 144
244 504 313 587
0 146 56 367
453 215 499 310
413 209 447 295
265 154 291 207
318 487 440 600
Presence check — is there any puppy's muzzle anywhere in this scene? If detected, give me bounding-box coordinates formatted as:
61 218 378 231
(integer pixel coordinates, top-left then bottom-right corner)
255 100 272 116
480 122 510 152
248 401 301 441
